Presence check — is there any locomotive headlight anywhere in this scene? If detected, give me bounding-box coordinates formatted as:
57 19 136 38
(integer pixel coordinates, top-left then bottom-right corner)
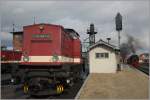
23 56 29 62
11 78 14 83
66 79 70 84
39 25 44 31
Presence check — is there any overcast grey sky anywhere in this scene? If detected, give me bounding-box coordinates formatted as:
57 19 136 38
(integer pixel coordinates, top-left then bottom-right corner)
0 1 149 53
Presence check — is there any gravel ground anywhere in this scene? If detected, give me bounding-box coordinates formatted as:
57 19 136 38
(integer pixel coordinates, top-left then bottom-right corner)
78 66 149 99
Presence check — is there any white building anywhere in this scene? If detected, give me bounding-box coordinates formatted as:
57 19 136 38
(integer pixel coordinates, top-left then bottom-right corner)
88 39 120 73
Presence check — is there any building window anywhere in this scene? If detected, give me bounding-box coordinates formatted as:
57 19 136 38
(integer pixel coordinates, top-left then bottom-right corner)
96 53 100 58
105 53 109 58
95 53 109 59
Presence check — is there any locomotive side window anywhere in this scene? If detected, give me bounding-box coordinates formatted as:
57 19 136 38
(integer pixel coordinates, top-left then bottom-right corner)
95 53 109 59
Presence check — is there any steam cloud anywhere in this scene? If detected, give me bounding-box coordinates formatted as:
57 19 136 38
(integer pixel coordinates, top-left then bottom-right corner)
120 34 142 60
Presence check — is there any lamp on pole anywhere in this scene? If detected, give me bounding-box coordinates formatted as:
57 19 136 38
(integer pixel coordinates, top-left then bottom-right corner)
115 12 122 49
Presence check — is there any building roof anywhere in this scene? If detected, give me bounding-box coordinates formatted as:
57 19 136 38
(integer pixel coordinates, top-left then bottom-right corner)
89 39 120 53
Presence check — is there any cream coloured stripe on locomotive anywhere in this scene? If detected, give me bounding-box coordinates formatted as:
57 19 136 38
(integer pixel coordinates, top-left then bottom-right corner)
21 56 80 63
74 58 81 63
60 56 74 62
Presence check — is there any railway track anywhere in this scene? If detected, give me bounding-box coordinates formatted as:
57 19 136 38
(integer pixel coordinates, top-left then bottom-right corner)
136 63 149 75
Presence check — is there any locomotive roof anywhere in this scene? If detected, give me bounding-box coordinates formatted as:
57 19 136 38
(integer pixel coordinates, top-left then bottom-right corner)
64 28 80 36
23 23 63 28
10 24 80 39
64 28 80 39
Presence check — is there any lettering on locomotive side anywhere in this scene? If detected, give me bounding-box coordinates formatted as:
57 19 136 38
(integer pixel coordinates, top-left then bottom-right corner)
32 34 50 38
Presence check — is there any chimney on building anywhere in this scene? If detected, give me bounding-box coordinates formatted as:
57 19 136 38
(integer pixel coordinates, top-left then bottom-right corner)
107 38 111 44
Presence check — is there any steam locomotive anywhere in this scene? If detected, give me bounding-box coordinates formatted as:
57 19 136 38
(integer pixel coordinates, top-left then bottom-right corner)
127 55 139 67
1 23 83 95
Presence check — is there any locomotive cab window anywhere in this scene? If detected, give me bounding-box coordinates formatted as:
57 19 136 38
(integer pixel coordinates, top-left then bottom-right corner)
95 53 109 59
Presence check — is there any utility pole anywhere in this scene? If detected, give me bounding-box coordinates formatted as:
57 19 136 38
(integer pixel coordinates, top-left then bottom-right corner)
12 23 15 51
34 17 36 24
115 12 123 71
13 23 15 32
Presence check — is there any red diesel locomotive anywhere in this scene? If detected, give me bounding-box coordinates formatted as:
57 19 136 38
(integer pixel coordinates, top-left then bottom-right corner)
2 23 83 95
21 24 81 65
21 23 83 95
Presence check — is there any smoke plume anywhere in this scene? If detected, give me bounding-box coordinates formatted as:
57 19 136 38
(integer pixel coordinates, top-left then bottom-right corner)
120 34 142 61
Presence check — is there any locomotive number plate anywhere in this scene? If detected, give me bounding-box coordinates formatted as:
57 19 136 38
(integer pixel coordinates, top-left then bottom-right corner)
32 34 50 38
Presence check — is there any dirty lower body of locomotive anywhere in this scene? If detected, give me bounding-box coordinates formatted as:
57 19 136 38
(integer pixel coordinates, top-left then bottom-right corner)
11 64 83 96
